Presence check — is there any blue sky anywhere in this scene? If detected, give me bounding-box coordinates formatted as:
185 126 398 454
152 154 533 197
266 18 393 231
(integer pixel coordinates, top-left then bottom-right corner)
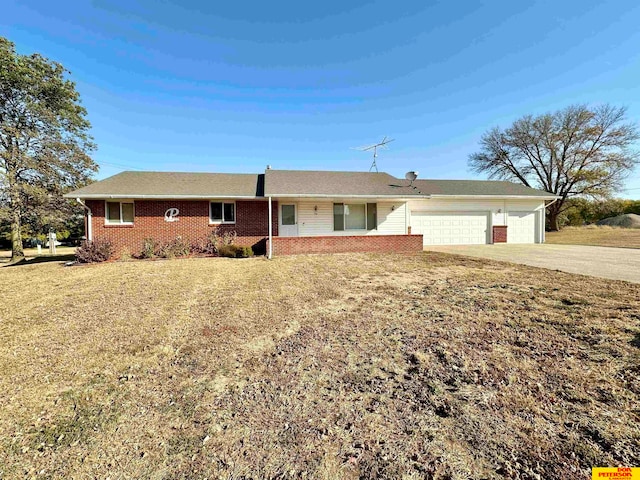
3 0 640 198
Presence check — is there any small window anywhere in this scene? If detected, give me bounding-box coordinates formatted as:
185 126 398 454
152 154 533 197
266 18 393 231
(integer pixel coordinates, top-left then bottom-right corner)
106 202 120 222
333 203 377 231
223 203 235 222
210 202 222 222
210 202 235 223
122 203 134 223
105 201 134 224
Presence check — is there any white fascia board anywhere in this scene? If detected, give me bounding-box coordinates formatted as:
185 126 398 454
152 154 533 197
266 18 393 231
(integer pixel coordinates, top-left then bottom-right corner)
269 194 430 200
428 194 560 200
63 194 262 200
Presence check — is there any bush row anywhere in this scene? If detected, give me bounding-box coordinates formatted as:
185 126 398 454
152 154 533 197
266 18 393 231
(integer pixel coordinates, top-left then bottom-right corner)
75 230 253 263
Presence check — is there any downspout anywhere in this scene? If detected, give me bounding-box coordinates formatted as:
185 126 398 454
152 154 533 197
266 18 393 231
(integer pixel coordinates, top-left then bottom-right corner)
77 198 92 241
268 196 273 259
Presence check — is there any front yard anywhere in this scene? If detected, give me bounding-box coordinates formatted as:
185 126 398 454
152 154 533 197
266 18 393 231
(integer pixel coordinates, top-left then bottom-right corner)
546 225 640 248
0 253 638 478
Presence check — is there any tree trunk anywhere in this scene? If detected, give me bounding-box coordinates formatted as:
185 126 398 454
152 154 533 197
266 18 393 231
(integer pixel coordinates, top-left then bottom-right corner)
546 201 563 232
10 206 24 263
548 211 559 231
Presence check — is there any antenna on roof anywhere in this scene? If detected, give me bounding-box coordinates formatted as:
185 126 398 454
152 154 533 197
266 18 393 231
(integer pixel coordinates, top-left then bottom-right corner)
351 136 395 172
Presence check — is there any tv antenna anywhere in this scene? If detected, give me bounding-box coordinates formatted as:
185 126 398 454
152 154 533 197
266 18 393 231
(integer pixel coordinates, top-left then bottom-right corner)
352 136 395 172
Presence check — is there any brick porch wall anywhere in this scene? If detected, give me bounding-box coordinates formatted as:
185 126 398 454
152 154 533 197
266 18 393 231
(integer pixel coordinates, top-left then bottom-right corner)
268 234 423 256
86 199 278 256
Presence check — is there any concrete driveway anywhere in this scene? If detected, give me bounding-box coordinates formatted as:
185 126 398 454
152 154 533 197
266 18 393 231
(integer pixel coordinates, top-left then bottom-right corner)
425 244 640 284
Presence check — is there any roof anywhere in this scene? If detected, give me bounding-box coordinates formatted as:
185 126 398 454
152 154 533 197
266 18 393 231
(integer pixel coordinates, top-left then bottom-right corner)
63 171 264 199
64 169 558 199
264 170 556 198
412 179 557 198
264 169 424 197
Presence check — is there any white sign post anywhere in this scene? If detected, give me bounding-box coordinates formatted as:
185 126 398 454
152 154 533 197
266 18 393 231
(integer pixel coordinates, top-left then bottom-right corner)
48 232 57 255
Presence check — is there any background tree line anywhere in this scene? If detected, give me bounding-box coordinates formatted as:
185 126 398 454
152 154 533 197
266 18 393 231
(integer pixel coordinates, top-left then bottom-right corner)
558 197 640 227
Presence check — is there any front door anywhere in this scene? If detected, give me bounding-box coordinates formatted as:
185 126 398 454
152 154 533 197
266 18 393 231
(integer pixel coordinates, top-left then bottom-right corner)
279 204 298 237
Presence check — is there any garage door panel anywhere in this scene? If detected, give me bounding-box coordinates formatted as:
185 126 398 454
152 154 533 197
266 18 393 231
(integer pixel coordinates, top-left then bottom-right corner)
507 211 536 243
411 212 489 245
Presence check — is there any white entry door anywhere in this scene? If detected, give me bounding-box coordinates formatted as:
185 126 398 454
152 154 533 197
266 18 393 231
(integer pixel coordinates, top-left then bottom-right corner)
507 211 537 243
411 212 489 245
279 204 298 237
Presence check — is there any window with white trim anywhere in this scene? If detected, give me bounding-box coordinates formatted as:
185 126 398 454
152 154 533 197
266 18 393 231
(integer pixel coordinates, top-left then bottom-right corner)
210 201 235 223
333 203 377 231
105 201 134 224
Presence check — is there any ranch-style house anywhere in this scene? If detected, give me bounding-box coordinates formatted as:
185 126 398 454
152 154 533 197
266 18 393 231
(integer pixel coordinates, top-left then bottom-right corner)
64 168 558 257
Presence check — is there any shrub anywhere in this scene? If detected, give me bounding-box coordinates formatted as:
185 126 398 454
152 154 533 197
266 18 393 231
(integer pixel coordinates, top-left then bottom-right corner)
190 229 238 256
208 228 237 254
140 238 157 259
218 244 253 258
189 239 209 255
158 236 191 259
75 239 114 263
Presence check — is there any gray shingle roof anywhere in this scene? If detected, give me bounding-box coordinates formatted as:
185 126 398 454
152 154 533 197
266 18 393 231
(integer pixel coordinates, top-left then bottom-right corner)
264 170 556 198
65 169 558 199
64 171 263 198
264 170 421 197
412 179 557 197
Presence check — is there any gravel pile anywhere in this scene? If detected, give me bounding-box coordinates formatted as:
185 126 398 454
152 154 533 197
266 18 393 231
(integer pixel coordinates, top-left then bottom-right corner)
596 213 640 228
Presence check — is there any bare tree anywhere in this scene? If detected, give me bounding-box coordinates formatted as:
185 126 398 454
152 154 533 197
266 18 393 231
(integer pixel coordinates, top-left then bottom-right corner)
469 104 639 230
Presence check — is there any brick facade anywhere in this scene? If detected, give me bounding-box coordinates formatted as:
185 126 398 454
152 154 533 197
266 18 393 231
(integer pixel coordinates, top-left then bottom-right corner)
492 225 507 243
268 234 423 256
86 199 278 256
84 199 424 257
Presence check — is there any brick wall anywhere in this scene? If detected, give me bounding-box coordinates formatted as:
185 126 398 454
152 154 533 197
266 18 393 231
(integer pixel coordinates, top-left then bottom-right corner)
86 199 278 256
492 225 507 243
268 234 423 256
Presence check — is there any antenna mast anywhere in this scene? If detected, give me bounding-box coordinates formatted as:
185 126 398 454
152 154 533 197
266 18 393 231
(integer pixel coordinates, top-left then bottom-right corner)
352 136 395 172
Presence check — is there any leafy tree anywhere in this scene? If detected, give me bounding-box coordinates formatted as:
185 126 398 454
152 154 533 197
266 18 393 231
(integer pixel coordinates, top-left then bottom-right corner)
0 37 96 262
469 104 639 230
622 199 640 215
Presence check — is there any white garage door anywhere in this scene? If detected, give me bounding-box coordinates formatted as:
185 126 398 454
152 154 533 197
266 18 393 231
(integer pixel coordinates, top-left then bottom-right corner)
507 211 537 243
411 212 489 245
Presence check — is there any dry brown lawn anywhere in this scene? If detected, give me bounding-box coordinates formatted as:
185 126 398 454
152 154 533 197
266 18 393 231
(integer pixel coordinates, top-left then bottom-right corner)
546 225 640 249
0 253 638 479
